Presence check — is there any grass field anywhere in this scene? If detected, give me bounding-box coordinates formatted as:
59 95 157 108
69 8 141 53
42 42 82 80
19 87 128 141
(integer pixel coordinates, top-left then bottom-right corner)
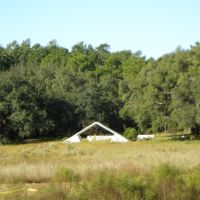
0 138 200 199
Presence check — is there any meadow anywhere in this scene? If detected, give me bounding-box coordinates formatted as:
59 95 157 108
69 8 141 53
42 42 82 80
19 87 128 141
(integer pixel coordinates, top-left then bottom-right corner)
0 138 200 199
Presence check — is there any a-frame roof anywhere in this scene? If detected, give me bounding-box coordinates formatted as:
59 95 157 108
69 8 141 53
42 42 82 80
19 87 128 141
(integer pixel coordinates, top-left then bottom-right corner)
64 121 128 143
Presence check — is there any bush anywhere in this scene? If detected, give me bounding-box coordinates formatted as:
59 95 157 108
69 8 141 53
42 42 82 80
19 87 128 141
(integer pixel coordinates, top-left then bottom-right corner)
152 164 185 200
124 127 138 140
185 167 200 200
117 173 147 200
53 167 80 183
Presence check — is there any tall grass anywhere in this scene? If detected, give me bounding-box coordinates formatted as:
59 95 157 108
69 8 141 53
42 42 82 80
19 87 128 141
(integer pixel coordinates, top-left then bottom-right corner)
2 165 200 200
0 140 200 199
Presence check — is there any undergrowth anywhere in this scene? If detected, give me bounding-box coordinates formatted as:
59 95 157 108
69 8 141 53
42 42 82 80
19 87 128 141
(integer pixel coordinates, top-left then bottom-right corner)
1 164 200 200
1 141 200 199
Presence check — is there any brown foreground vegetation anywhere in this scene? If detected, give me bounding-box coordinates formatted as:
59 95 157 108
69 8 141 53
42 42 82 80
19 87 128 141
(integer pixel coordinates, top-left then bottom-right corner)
0 138 200 199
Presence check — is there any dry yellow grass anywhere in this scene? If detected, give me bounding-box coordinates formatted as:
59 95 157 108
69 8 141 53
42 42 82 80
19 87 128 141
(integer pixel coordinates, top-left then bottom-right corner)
1 139 200 199
0 139 200 184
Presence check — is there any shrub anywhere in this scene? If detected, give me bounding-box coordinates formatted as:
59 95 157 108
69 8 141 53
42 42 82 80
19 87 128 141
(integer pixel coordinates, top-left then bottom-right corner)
88 171 121 199
53 167 80 183
117 173 147 200
185 167 200 200
152 164 184 200
124 127 138 140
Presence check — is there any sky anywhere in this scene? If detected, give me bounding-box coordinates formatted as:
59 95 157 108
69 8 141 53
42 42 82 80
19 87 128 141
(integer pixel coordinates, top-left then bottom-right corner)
0 0 200 58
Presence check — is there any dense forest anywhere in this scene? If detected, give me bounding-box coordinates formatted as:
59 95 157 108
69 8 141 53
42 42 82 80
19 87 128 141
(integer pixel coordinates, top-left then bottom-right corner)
0 39 200 143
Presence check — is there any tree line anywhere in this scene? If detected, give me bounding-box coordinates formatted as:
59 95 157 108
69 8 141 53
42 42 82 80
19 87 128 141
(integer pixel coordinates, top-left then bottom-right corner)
0 39 200 143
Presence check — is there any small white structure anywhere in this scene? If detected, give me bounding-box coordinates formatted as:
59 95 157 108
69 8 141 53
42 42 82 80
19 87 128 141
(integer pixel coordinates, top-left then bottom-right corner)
64 121 129 143
87 135 113 142
137 134 155 140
